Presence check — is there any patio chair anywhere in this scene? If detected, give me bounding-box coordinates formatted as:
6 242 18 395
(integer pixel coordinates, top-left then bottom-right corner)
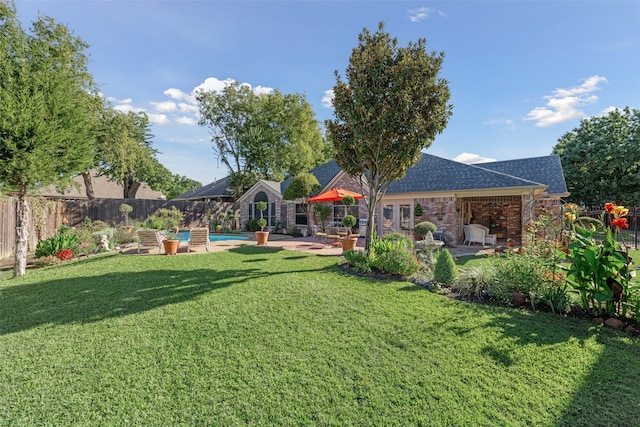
137 229 165 253
188 227 210 252
463 224 496 246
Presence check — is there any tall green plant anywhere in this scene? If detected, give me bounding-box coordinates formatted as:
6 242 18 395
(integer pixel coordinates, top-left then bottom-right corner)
561 203 636 317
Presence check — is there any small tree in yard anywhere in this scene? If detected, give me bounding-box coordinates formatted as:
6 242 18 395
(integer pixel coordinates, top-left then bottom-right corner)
282 172 321 227
327 22 452 251
434 249 458 285
256 201 268 232
341 195 357 238
119 203 133 224
0 4 98 276
313 204 332 232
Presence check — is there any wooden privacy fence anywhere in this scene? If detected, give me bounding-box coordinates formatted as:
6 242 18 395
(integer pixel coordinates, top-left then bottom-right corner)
0 197 237 259
0 196 62 259
61 198 236 229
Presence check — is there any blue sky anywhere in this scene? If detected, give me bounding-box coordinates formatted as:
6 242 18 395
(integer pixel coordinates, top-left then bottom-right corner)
14 1 640 186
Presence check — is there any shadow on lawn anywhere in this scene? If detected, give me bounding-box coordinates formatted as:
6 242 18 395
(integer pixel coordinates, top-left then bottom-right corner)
486 309 640 425
0 249 334 336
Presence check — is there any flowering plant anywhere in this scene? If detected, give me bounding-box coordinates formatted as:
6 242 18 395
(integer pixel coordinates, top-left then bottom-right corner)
561 202 637 317
54 248 74 261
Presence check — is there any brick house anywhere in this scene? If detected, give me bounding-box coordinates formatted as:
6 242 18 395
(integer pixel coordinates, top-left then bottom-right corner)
236 153 568 245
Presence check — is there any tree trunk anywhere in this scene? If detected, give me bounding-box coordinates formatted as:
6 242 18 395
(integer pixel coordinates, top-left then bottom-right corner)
82 172 95 200
14 191 29 277
123 173 141 199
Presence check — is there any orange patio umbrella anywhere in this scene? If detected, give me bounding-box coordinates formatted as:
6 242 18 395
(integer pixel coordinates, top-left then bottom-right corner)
307 187 363 203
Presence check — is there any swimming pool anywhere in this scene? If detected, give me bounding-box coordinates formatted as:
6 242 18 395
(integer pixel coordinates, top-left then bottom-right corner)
175 231 249 242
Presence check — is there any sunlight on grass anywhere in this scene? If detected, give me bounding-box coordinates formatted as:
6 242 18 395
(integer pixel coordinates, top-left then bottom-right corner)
1 248 639 425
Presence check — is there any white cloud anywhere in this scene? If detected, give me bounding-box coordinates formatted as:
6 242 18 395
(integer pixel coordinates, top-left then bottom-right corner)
408 7 446 22
147 113 169 125
176 116 197 125
150 100 177 113
107 96 133 105
600 106 622 115
253 85 274 95
525 75 607 127
322 89 334 108
195 77 237 93
483 118 516 129
178 102 199 114
453 152 497 164
193 76 274 96
112 103 141 113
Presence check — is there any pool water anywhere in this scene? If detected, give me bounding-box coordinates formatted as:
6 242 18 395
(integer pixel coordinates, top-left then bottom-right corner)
175 231 249 242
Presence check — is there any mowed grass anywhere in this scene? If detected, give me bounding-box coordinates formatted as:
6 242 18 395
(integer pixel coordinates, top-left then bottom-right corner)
1 246 639 426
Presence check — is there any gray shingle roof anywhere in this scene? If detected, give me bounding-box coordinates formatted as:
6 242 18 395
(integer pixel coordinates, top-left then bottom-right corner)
476 155 568 195
386 153 554 194
174 176 234 200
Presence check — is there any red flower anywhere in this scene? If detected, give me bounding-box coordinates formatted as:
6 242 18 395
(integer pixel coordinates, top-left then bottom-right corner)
612 218 629 229
605 202 615 213
55 249 74 261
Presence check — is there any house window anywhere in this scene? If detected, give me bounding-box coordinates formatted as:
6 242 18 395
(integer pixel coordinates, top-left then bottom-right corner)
332 201 358 226
295 204 308 225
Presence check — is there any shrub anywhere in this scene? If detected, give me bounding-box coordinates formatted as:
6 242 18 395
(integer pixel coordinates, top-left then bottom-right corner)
414 221 436 239
492 252 547 297
35 233 78 258
34 255 61 268
374 248 420 277
531 281 569 314
382 232 414 249
147 207 184 231
343 249 371 273
245 219 261 232
456 266 496 298
433 249 457 285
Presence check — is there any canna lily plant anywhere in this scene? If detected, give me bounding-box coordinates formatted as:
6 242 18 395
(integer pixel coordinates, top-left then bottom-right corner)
561 202 638 317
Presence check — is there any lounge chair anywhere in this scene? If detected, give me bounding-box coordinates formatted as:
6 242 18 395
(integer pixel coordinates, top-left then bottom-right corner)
137 229 166 253
463 224 496 246
188 227 210 252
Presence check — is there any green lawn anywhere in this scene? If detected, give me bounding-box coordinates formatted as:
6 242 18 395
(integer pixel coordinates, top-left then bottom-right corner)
1 246 639 426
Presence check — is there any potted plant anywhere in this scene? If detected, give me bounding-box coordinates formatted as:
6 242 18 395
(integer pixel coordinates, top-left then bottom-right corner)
413 221 436 241
146 207 184 255
255 201 269 245
339 195 358 252
162 231 180 255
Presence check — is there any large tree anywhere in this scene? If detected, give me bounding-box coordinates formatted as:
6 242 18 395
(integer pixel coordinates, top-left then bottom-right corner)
0 3 97 276
196 81 326 196
96 109 160 198
326 22 452 250
553 107 640 206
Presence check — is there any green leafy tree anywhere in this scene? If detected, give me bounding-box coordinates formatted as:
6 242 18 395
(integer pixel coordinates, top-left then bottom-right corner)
552 107 640 206
282 172 321 227
196 81 326 196
0 3 97 276
96 109 160 198
327 22 452 250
